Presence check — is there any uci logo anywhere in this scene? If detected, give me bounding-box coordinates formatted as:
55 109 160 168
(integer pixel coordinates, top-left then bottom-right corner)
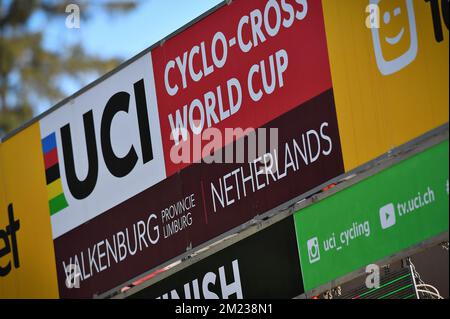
55 79 154 200
40 54 166 239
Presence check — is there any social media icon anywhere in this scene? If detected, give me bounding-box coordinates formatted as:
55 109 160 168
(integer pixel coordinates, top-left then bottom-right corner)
307 237 321 264
370 0 418 75
379 203 396 229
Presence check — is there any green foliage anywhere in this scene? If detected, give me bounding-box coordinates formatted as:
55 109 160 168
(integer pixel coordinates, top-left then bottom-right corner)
0 0 139 137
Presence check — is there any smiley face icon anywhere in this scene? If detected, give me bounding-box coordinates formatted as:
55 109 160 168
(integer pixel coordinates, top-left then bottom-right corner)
370 0 418 75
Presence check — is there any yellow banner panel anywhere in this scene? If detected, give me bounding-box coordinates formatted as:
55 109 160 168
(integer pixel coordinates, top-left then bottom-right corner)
0 123 59 298
323 0 449 171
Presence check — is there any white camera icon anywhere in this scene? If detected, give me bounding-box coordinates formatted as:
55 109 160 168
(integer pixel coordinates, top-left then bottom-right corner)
307 237 321 264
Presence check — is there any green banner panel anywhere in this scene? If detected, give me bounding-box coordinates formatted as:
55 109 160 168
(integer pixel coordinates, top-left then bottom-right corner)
294 140 449 292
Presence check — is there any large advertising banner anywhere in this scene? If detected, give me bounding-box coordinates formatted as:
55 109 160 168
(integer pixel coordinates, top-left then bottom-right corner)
6 0 447 298
54 89 343 298
0 124 59 298
294 140 449 292
322 0 449 171
126 217 304 299
41 0 344 298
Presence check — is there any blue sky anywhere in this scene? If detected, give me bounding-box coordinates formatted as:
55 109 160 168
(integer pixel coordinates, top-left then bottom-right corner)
69 0 223 59
31 0 223 113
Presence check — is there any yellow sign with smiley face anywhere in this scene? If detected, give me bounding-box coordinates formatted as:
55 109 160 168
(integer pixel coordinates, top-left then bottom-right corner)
371 0 418 75
323 0 449 171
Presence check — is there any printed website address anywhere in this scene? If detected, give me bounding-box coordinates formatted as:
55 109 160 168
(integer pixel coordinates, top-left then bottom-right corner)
396 186 435 216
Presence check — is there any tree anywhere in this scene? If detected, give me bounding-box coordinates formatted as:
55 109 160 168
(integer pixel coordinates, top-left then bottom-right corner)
0 0 140 136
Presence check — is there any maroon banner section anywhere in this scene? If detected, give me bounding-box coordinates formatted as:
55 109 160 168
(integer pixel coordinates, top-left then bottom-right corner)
54 89 343 298
152 0 332 176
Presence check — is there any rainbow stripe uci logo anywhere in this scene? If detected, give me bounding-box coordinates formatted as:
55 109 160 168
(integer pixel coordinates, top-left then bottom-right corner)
41 133 68 215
